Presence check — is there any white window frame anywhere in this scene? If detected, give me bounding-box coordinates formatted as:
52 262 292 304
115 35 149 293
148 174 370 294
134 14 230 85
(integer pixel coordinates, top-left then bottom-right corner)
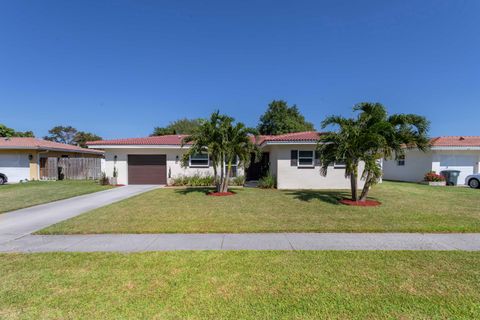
224 156 239 177
189 153 209 168
298 150 314 167
397 155 405 166
334 160 346 169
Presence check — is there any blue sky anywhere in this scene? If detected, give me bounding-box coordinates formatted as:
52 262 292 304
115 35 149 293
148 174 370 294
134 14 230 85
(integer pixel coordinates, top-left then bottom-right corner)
1 0 479 139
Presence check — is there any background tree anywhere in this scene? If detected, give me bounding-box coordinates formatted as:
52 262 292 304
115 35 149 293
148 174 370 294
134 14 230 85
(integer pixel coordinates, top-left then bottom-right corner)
317 103 430 202
44 126 78 144
44 125 102 147
152 118 203 136
0 124 34 137
257 100 315 135
74 131 103 148
182 111 256 193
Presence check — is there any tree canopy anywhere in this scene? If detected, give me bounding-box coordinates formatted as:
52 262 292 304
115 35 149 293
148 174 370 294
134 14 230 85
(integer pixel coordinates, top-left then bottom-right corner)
317 102 430 202
73 131 103 148
0 124 34 138
152 118 203 136
257 100 315 135
43 126 102 147
181 111 256 193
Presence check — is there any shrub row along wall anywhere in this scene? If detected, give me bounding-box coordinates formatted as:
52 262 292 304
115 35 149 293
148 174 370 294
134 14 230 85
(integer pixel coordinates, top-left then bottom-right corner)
171 174 245 187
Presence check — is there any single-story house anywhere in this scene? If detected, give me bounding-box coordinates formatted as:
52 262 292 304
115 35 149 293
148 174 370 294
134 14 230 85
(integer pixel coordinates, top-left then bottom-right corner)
87 131 366 189
0 137 104 183
383 136 480 185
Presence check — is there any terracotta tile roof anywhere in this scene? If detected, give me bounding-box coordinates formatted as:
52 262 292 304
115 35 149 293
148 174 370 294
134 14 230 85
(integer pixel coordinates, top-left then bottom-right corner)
0 137 104 154
87 133 480 149
258 131 322 144
86 135 191 146
430 136 480 147
87 132 324 147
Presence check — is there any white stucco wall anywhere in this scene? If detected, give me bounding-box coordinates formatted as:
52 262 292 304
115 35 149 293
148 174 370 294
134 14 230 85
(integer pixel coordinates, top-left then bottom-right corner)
383 149 480 185
265 146 278 178
267 145 366 190
382 150 433 182
103 148 244 185
431 150 480 185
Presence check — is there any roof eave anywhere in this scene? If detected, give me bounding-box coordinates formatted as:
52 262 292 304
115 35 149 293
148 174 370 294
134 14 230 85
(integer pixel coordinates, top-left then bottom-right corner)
430 146 480 151
0 146 39 150
0 146 103 154
259 140 319 148
87 144 188 149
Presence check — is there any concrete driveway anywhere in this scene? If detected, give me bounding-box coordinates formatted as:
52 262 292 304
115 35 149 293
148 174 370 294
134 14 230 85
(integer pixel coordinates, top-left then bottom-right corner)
0 185 158 244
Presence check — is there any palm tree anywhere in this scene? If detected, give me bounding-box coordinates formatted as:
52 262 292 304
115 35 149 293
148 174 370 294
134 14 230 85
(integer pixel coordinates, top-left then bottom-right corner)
317 103 430 202
316 117 363 201
221 120 257 192
182 111 256 193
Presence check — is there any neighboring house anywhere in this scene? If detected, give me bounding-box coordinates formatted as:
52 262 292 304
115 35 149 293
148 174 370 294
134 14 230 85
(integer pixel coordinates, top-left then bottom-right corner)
87 131 366 189
0 137 104 183
383 136 480 185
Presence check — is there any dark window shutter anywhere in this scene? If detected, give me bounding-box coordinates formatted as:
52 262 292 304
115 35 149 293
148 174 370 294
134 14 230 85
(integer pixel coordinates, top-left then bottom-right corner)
290 150 298 166
315 151 320 166
209 155 213 167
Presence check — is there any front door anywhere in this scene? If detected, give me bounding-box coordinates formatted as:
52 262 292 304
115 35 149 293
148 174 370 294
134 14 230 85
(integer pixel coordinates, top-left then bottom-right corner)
246 152 269 180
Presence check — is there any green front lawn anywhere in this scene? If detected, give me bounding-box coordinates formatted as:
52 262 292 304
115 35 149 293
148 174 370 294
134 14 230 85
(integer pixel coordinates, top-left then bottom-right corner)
0 181 112 213
39 181 480 234
1 251 479 319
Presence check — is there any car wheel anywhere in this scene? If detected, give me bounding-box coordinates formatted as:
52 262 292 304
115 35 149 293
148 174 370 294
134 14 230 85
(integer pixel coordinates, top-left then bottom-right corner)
468 178 480 189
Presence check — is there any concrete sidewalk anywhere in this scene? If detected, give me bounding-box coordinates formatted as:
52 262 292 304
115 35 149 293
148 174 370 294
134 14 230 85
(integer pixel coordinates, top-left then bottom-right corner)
0 185 158 244
1 233 480 252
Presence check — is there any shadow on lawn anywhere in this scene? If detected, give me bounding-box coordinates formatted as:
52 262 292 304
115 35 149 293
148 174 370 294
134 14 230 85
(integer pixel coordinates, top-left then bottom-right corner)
285 190 352 205
174 187 239 196
174 187 213 195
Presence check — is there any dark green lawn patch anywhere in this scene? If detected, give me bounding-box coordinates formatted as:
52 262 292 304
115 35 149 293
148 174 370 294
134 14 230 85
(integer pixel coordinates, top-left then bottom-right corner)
39 181 480 234
0 181 112 213
1 251 479 319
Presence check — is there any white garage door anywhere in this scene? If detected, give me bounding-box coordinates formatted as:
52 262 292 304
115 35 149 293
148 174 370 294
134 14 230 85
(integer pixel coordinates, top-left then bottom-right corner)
439 154 476 185
0 154 30 183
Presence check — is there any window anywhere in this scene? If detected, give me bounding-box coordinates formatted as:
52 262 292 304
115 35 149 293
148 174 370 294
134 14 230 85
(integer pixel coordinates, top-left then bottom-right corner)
334 160 346 169
225 156 238 177
397 155 405 166
189 153 209 167
298 150 314 167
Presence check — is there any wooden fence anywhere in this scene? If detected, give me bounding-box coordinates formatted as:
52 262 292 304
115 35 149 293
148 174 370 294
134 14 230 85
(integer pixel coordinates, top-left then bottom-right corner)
40 157 102 180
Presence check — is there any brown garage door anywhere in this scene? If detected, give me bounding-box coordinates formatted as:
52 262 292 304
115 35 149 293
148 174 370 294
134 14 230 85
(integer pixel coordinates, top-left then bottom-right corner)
128 155 166 185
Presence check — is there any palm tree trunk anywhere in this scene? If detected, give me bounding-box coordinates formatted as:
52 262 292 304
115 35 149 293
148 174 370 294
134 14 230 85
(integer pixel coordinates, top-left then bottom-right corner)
350 172 358 201
222 161 232 193
359 172 372 202
218 153 225 193
213 163 219 191
359 183 371 202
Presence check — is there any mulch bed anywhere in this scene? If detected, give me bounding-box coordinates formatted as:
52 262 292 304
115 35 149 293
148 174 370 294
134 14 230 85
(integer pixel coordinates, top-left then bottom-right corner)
339 199 381 207
207 192 235 196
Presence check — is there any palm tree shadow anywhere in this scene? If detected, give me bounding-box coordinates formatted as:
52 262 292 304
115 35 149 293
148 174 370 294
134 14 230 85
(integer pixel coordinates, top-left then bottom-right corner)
174 187 238 196
175 187 213 195
285 190 352 205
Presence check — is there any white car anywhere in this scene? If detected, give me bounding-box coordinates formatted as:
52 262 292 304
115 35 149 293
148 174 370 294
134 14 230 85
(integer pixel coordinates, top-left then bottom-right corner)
465 174 480 189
